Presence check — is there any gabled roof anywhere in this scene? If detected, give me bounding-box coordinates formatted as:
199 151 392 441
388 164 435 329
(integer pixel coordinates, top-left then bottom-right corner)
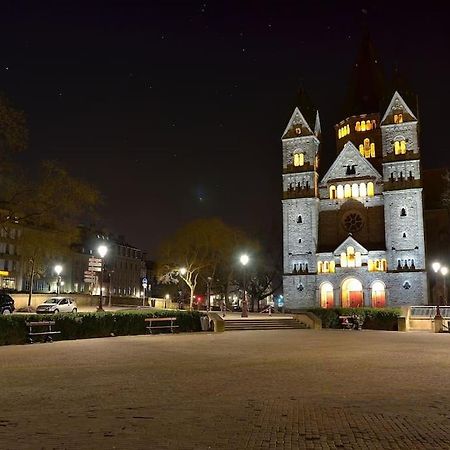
381 91 417 125
282 107 314 139
333 235 368 256
320 141 382 184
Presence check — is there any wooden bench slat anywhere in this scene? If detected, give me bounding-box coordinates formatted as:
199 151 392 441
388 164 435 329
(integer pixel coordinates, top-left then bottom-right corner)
145 318 177 322
29 331 61 336
26 321 56 326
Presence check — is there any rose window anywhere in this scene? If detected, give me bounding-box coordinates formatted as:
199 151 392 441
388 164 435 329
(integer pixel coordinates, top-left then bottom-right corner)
343 213 363 233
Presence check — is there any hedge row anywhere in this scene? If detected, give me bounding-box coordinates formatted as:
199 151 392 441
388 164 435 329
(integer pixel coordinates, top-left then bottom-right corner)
306 307 401 331
0 310 203 346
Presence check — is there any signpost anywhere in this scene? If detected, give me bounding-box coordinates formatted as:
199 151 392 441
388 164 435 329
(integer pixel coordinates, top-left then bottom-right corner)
88 257 102 272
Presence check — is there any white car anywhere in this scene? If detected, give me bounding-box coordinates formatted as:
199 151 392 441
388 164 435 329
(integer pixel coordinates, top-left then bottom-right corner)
36 297 77 314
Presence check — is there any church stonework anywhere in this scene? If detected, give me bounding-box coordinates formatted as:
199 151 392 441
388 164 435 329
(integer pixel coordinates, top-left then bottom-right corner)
282 91 428 309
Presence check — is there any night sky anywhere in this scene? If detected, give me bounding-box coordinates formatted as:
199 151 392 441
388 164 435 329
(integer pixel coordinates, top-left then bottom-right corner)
1 1 449 258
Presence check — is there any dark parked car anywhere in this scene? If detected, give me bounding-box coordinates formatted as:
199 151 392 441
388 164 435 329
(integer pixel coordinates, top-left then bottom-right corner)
0 293 15 315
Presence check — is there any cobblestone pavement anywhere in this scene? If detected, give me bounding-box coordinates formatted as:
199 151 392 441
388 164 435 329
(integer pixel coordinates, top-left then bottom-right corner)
1 329 450 449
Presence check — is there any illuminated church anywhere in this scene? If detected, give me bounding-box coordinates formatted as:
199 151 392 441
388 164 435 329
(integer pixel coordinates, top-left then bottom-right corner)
282 36 428 309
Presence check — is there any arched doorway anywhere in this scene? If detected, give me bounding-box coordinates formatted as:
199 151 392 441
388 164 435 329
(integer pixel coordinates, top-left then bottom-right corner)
341 278 363 308
371 281 386 308
320 283 334 309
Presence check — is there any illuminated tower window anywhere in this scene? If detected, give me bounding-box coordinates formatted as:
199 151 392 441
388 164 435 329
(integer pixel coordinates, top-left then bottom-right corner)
394 140 407 155
355 121 361 132
361 121 366 131
394 113 403 124
367 182 375 197
293 153 304 167
359 138 375 158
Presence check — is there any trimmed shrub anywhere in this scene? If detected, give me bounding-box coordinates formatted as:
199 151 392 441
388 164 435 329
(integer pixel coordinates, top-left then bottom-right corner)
0 309 204 346
306 307 401 331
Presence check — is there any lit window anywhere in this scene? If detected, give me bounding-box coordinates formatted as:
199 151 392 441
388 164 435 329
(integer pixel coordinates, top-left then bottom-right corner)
340 252 347 268
320 283 334 308
351 183 359 198
355 252 362 268
361 121 366 131
370 143 375 157
347 246 355 267
293 153 304 167
355 121 361 132
359 138 375 158
367 182 374 197
344 184 351 198
338 128 342 139
359 183 367 197
394 140 406 155
317 261 323 273
337 185 344 199
366 120 372 131
394 113 403 124
295 127 301 135
329 185 337 199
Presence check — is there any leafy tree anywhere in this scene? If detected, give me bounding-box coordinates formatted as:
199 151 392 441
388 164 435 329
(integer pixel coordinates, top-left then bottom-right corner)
157 218 255 308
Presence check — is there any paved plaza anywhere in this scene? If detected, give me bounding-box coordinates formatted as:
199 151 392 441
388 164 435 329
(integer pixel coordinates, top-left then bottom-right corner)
1 329 450 449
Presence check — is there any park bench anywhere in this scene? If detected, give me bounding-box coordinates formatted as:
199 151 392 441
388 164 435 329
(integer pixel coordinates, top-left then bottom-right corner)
339 316 354 330
26 321 61 343
338 315 363 330
145 317 178 334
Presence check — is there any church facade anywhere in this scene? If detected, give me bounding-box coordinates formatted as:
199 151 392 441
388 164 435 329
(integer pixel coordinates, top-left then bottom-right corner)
281 90 428 309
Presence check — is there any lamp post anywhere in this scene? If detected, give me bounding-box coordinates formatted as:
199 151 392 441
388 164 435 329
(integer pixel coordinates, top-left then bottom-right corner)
240 254 249 318
432 262 441 306
97 244 108 312
441 266 448 306
206 276 212 312
54 264 62 295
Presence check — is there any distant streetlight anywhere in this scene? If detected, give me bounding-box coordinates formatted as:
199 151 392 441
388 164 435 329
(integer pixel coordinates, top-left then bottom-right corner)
432 261 448 306
179 267 187 276
54 264 63 295
240 254 249 318
97 245 108 312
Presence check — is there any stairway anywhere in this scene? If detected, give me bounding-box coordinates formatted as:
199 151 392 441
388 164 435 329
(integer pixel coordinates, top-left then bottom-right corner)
224 317 308 331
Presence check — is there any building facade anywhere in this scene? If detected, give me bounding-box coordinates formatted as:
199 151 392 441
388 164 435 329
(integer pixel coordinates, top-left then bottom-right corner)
282 89 428 309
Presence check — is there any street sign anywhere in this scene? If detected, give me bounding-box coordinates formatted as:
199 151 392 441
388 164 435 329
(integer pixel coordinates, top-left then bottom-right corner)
89 257 102 264
84 277 97 284
142 277 148 288
89 266 102 272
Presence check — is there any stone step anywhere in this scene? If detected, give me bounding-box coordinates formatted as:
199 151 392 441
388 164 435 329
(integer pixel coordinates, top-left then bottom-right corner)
224 319 308 331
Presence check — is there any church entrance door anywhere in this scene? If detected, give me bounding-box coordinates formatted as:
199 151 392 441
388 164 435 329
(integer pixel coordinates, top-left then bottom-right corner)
341 278 363 308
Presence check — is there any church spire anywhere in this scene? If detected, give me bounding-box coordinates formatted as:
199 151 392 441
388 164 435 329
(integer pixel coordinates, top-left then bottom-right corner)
343 28 385 117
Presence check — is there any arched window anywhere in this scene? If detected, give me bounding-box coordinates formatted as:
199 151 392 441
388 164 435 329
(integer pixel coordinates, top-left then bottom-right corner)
394 140 406 155
394 113 403 124
351 183 359 198
340 252 347 268
346 124 350 135
360 138 374 158
400 141 406 154
367 182 375 197
403 232 407 238
366 120 372 131
344 184 351 198
371 281 386 307
355 121 361 132
359 183 367 197
347 246 355 267
293 153 304 167
329 185 337 199
355 252 362 268
401 208 406 217
317 261 323 273
361 121 366 131
368 260 374 271
371 120 377 129
337 185 344 199
370 143 375 157
338 128 342 139
320 283 334 309
394 141 400 154
297 215 302 223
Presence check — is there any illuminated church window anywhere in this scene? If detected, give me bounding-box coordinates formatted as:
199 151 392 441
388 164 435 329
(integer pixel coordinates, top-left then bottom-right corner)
338 124 350 139
368 259 387 272
355 121 360 132
318 260 335 273
329 185 337 199
320 283 334 308
365 120 372 131
344 184 351 198
331 182 373 200
293 152 304 167
340 246 362 268
394 140 406 155
361 121 366 131
394 113 403 124
359 138 375 158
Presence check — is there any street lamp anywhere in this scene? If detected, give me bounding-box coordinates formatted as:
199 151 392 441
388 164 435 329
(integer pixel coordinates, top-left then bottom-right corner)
179 267 187 276
240 254 249 318
54 264 63 295
441 266 448 306
97 244 108 312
